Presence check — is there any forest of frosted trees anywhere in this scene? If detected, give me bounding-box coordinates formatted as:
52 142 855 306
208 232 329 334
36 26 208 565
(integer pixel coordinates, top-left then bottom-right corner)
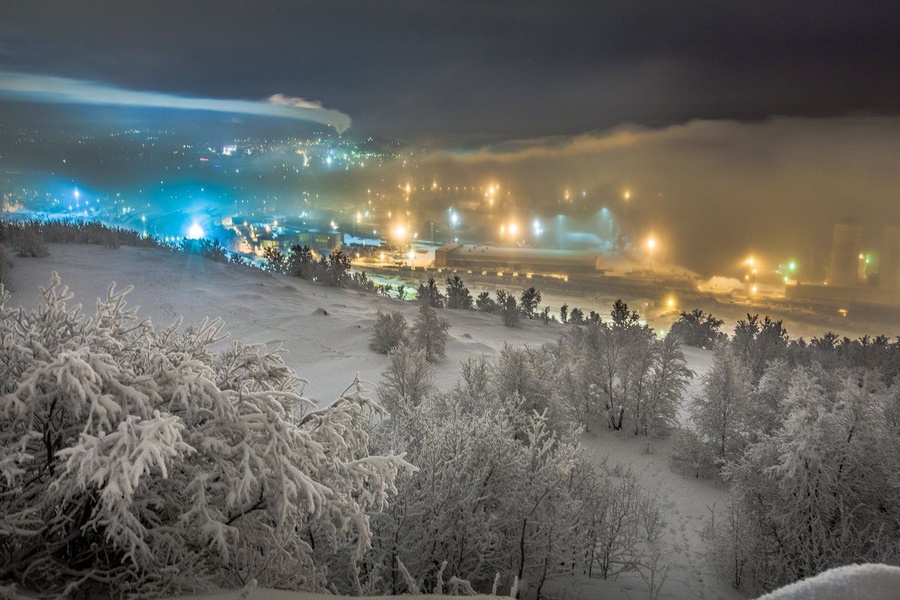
675 314 900 593
2 264 900 599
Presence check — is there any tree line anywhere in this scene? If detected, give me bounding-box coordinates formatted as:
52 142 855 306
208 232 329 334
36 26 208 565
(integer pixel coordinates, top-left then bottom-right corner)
666 309 900 595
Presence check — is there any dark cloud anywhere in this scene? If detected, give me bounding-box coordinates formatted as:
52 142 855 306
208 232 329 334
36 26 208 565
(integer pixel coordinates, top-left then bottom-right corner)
1 1 898 139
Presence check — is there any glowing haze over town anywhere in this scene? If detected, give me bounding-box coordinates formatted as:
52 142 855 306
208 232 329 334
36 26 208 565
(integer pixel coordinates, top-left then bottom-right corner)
2 2 899 294
2 7 899 348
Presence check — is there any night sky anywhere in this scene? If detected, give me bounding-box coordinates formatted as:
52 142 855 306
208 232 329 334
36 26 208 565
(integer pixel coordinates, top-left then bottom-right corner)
2 1 899 141
3 1 900 275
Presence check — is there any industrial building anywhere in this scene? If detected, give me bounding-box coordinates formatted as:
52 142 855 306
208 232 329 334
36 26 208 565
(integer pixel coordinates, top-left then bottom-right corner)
434 243 604 274
827 218 863 287
788 221 900 310
256 231 343 253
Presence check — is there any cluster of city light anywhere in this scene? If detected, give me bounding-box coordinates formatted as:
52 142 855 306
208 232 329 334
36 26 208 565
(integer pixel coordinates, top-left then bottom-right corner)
485 183 499 206
187 223 205 239
775 259 798 283
743 256 758 293
499 222 520 238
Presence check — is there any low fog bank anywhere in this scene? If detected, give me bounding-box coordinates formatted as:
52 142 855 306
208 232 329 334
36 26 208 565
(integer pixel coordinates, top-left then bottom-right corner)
411 116 900 276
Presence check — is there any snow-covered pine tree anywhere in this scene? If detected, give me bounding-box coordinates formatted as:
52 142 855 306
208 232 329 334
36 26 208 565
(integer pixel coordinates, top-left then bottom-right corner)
0 275 410 597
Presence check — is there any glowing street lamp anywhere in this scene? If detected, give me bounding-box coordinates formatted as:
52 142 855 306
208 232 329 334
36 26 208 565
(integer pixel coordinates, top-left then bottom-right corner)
647 237 656 270
187 223 204 240
744 256 759 293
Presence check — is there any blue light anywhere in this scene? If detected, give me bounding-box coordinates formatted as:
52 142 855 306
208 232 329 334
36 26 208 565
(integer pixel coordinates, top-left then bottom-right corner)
187 223 204 239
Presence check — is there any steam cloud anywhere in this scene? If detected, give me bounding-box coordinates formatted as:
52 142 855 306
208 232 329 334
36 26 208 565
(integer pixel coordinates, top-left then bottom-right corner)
410 116 900 275
0 71 351 132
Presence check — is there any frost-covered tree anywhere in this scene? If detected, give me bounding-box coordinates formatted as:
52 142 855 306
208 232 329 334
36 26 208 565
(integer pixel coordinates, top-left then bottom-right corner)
0 276 409 597
377 344 433 415
453 355 491 411
732 314 788 383
365 378 641 599
411 303 450 363
492 344 572 433
747 358 794 440
619 325 657 434
670 427 716 478
370 310 409 354
718 369 900 593
549 309 689 436
641 334 694 436
690 345 753 463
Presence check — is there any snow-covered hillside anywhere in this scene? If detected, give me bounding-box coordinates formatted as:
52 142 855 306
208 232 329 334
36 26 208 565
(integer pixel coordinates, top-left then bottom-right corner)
3 244 558 404
4 244 893 600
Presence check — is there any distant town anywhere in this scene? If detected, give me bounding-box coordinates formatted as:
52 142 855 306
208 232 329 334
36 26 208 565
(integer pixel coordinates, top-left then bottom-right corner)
4 123 900 333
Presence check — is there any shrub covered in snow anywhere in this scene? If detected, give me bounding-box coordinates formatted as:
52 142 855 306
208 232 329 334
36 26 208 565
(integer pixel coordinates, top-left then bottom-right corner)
370 310 410 354
12 226 48 257
368 370 665 599
411 304 450 363
0 275 409 597
706 361 900 594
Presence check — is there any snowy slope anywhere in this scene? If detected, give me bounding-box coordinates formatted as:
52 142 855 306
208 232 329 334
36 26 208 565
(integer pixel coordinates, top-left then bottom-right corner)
3 245 560 404
20 244 896 600
576 344 743 600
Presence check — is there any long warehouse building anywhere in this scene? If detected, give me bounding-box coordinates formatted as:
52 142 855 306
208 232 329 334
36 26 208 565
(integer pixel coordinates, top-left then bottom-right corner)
434 243 604 274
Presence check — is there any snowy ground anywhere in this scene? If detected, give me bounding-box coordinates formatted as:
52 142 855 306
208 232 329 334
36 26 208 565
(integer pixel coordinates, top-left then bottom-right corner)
571 345 743 600
0 243 807 600
3 245 560 404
